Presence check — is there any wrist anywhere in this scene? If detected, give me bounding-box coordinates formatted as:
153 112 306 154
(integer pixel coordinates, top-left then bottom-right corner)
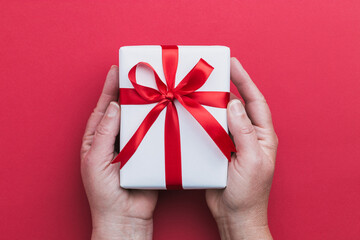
215 210 272 240
91 214 153 240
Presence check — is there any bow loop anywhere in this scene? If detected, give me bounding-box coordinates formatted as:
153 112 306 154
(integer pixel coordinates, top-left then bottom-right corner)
128 62 167 102
174 58 214 95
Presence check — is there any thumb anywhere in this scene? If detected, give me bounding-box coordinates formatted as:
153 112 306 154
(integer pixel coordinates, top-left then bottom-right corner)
86 101 120 166
228 99 259 158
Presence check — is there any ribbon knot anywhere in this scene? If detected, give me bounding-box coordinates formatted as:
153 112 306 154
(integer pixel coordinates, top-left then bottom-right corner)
113 45 235 189
164 91 175 101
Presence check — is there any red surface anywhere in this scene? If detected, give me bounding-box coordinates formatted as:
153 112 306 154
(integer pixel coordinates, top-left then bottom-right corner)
0 1 359 239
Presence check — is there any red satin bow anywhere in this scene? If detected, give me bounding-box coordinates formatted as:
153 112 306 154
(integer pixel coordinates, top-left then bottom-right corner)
112 45 235 189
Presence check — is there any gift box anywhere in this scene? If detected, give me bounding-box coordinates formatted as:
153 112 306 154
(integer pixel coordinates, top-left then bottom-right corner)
113 45 235 189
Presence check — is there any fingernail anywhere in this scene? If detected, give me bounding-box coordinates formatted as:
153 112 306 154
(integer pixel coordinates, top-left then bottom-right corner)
109 65 117 71
107 102 119 117
231 57 239 64
230 100 243 116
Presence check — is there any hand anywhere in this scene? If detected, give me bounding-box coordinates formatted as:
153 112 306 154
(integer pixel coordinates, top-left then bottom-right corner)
206 58 278 240
81 66 158 240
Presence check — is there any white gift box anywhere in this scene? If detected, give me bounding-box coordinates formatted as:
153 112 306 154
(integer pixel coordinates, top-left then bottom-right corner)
119 45 230 189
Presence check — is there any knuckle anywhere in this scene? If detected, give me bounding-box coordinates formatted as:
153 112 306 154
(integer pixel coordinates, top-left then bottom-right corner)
238 124 255 135
274 134 279 146
251 93 267 104
91 110 98 117
80 134 93 159
81 150 100 168
257 96 267 104
90 109 105 122
245 156 265 178
264 163 275 180
81 154 92 167
90 110 104 121
82 133 93 145
92 106 103 116
248 155 275 179
84 111 103 131
95 123 111 136
80 144 87 159
267 133 279 150
251 155 264 168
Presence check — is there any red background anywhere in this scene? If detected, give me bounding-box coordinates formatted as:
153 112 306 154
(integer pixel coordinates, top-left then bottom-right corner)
1 1 359 239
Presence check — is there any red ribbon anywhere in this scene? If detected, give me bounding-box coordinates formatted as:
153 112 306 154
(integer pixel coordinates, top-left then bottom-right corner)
112 45 235 189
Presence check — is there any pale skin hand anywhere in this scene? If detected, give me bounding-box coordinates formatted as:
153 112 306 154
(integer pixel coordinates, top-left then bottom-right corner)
80 66 158 240
206 58 278 240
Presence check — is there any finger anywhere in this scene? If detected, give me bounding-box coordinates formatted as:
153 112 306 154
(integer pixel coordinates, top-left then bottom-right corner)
230 58 273 130
81 66 119 158
228 99 260 157
85 102 120 166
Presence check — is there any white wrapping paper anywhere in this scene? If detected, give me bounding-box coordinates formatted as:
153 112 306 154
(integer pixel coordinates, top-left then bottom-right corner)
119 45 230 189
